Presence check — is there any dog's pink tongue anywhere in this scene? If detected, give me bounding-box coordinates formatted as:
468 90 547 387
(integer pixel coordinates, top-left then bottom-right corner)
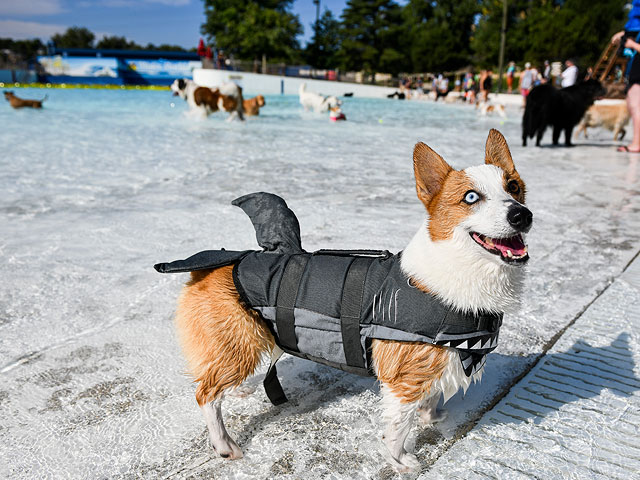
494 235 526 255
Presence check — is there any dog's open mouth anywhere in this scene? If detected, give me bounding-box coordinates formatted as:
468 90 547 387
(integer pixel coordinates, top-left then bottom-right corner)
172 91 179 96
470 232 529 264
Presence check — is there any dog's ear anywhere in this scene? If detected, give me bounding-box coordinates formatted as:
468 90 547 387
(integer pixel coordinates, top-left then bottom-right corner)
485 129 516 174
178 79 186 90
413 142 453 204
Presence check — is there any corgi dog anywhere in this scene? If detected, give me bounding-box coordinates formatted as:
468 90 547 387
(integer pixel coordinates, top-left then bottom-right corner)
170 129 531 472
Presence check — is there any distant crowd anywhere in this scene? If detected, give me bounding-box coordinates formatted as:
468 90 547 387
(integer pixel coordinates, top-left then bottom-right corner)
397 59 612 104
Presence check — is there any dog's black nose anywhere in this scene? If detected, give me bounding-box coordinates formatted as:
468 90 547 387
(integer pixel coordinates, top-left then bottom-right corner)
507 205 533 232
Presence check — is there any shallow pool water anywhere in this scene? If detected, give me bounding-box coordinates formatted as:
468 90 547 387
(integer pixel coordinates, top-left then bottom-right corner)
1 87 639 479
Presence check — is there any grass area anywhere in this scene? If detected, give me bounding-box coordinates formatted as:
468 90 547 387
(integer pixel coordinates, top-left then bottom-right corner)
0 82 170 90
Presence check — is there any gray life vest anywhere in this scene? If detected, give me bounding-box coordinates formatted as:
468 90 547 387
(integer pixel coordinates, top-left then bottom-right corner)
155 192 503 405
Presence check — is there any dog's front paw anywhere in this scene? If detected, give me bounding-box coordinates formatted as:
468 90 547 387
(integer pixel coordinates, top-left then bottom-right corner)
417 407 447 425
210 435 243 460
392 452 421 473
382 445 421 473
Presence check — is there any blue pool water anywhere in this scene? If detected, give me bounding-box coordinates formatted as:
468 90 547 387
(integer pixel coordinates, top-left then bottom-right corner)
2 87 640 479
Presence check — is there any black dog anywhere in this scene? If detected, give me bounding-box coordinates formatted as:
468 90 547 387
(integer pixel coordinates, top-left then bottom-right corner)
522 79 605 147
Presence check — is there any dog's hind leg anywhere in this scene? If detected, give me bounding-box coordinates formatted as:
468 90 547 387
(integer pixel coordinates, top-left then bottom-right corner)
176 266 275 459
552 126 562 145
536 127 546 147
200 397 243 459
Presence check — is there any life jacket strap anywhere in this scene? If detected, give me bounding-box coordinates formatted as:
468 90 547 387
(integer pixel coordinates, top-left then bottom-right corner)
340 257 370 369
263 346 288 405
275 254 309 352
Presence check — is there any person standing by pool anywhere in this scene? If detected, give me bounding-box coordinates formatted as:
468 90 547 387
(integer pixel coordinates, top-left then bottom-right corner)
561 59 578 87
506 62 515 93
482 69 493 102
612 0 640 152
542 60 551 83
519 62 534 105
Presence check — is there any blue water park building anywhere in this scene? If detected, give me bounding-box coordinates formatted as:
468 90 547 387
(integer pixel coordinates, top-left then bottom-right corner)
37 47 201 86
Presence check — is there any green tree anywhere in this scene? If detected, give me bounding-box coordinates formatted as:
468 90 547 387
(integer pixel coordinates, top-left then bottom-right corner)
201 0 303 62
96 35 142 50
145 43 190 52
51 26 95 49
305 9 341 68
337 0 406 76
0 38 44 61
472 0 627 69
404 0 479 73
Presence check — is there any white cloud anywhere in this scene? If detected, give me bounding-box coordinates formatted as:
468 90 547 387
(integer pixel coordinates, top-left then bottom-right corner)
0 19 66 40
0 0 64 16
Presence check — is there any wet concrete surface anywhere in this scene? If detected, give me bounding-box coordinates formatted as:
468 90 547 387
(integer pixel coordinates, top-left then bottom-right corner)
1 93 640 478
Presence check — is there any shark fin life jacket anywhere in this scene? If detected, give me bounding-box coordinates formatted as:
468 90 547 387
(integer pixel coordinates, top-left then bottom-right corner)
155 192 503 405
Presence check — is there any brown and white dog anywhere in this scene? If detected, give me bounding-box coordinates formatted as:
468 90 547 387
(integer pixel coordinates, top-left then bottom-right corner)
170 78 244 121
4 90 47 109
478 100 506 118
242 95 265 116
576 101 630 141
172 129 531 472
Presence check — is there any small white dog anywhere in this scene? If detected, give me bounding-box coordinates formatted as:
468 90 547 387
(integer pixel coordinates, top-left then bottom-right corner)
299 82 341 113
170 78 244 121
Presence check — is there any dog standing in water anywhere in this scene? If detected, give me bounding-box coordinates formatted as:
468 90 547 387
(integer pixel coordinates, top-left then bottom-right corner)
4 91 47 109
242 95 265 116
170 78 244 121
298 82 341 113
159 129 531 472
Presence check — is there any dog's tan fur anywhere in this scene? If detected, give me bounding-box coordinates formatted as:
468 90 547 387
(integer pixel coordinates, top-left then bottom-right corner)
576 103 630 141
175 266 274 406
243 95 265 116
4 91 46 109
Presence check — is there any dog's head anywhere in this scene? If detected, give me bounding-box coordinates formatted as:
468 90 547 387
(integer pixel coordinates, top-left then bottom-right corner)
256 95 265 107
413 129 532 266
579 79 606 101
4 91 14 100
323 95 342 109
170 78 189 99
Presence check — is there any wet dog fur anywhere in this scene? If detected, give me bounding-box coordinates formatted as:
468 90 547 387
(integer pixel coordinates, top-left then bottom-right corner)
242 95 265 116
4 90 46 108
170 78 244 121
173 129 531 472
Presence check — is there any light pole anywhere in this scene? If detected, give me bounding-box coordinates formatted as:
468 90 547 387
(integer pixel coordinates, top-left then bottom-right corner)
497 0 507 93
313 0 321 26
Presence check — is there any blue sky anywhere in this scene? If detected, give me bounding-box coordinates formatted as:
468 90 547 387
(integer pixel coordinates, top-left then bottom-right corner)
0 0 348 48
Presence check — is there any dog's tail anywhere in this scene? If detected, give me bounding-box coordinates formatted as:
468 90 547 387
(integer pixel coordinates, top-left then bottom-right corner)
232 192 304 254
299 82 306 95
41 95 48 103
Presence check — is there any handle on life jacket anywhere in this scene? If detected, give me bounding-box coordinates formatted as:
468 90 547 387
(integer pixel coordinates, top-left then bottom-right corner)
314 249 392 258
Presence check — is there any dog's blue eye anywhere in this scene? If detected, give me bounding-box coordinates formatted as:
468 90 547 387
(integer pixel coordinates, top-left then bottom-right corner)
464 191 480 204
